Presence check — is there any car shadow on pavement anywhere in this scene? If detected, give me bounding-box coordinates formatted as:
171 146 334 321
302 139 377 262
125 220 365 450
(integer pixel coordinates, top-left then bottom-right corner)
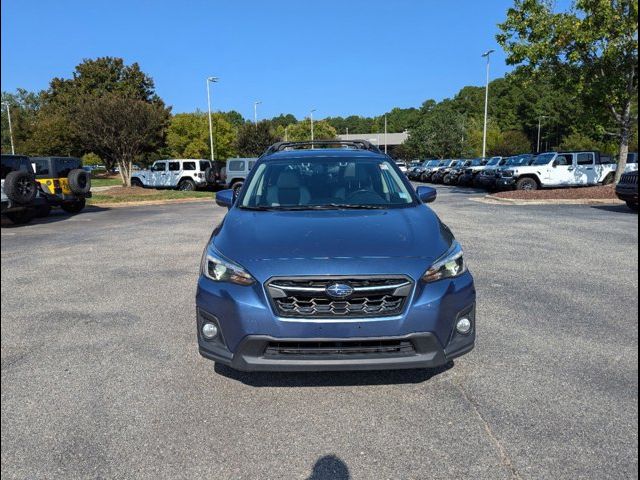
590 204 637 214
213 361 454 387
306 455 350 480
0 205 111 228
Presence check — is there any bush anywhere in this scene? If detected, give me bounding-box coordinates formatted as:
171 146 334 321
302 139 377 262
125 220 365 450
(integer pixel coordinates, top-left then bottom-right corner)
82 152 102 166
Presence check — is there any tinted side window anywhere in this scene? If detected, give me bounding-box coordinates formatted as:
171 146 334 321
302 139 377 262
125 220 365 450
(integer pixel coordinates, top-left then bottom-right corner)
199 161 211 171
228 160 245 171
183 162 196 171
33 159 50 175
168 162 180 171
577 153 594 165
248 161 256 170
152 162 166 172
555 154 572 166
628 153 638 164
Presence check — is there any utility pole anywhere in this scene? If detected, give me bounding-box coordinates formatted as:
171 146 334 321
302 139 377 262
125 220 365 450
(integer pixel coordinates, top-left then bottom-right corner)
384 115 388 154
310 109 316 147
481 49 494 159
206 77 219 162
2 102 15 155
537 115 548 153
254 101 262 127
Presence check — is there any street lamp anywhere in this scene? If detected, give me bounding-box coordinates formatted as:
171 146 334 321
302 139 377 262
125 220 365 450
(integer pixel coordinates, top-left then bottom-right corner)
537 115 548 153
384 114 388 154
2 102 15 155
481 49 495 159
254 101 262 126
206 76 219 162
310 109 316 147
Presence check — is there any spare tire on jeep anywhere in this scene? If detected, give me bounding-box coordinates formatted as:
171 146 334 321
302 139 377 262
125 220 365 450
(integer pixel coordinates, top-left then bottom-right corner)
4 170 37 204
204 167 217 184
68 169 91 195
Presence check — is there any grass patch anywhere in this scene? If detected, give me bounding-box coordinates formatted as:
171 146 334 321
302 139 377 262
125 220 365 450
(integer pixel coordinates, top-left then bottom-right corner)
88 187 214 204
92 177 123 187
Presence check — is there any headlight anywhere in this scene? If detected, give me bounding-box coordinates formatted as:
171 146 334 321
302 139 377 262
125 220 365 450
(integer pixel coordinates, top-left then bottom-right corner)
422 241 466 283
200 248 255 286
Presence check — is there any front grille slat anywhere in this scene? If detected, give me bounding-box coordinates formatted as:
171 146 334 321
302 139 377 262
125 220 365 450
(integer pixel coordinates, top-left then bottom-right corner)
265 340 416 357
266 276 413 318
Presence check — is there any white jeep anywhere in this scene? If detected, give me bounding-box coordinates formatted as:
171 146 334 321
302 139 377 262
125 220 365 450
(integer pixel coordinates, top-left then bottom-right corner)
497 151 637 191
131 159 218 191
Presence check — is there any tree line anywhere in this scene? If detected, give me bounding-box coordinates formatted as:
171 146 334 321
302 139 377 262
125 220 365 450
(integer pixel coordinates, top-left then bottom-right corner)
1 1 637 184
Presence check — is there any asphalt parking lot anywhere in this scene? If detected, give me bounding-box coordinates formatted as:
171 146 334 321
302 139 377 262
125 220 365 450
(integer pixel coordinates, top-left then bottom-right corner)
1 186 638 479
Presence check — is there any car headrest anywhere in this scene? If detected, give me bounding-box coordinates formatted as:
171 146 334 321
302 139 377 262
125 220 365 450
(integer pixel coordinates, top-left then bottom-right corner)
277 171 301 189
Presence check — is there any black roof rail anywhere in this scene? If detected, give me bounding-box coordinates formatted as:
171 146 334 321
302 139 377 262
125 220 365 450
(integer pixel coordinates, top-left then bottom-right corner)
260 140 383 157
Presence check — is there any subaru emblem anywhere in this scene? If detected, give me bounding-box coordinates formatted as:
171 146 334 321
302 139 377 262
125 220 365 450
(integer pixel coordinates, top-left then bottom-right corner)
326 283 353 299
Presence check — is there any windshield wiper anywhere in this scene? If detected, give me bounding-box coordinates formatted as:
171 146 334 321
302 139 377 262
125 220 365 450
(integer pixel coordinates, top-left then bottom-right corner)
238 205 277 211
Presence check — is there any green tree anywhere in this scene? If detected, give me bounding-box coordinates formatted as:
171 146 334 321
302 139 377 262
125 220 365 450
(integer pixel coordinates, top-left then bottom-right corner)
166 112 236 160
1 89 44 154
498 0 638 180
81 152 102 166
491 130 532 156
235 120 280 156
286 119 337 142
74 94 169 186
406 106 466 158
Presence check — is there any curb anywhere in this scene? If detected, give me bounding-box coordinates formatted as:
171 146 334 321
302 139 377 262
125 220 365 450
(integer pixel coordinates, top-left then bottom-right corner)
88 197 215 208
476 195 625 206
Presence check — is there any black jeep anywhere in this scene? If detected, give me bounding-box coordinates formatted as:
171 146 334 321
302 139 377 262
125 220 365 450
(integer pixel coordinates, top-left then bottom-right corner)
1 154 49 224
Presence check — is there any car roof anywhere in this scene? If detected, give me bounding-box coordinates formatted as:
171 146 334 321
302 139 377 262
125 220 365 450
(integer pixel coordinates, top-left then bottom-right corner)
261 148 389 162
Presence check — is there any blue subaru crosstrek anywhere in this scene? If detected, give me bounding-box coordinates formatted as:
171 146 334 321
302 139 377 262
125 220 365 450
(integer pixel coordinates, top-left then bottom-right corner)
196 140 476 372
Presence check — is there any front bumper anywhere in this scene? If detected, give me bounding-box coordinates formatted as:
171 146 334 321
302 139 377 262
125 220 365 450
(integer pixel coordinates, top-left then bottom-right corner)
616 184 638 203
495 177 516 189
475 176 497 189
196 272 476 372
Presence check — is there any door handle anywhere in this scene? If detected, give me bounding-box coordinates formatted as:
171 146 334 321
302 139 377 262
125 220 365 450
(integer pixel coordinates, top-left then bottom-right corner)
586 167 594 170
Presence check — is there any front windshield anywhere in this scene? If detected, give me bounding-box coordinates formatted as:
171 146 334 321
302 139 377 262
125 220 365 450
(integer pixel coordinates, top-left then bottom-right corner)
440 160 451 167
239 158 415 210
486 157 501 166
532 153 555 166
425 160 440 167
450 161 462 168
470 159 484 166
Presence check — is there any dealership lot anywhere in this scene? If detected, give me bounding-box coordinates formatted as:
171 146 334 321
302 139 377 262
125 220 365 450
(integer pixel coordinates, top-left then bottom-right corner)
1 186 637 479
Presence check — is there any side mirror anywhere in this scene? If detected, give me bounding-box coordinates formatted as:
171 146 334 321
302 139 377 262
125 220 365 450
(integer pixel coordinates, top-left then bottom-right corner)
416 186 437 204
215 189 234 209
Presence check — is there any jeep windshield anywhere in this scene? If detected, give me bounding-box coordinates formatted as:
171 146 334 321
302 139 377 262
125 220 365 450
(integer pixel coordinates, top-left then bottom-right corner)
486 157 502 166
239 158 416 210
424 160 440 167
532 153 556 166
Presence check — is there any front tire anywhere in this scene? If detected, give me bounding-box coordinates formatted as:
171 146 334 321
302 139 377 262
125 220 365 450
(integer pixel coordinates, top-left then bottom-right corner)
61 198 86 214
602 173 615 185
516 177 539 191
178 179 196 191
231 181 243 196
627 201 639 212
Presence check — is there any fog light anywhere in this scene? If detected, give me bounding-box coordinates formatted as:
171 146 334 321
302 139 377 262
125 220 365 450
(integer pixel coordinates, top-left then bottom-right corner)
456 317 472 335
202 322 218 339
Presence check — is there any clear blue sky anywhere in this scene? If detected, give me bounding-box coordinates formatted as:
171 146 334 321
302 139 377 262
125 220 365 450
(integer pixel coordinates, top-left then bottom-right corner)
2 0 522 120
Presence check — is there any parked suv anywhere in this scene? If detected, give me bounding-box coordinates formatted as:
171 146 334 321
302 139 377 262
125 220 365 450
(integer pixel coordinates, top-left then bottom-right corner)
474 156 509 189
1 154 48 224
616 171 638 211
32 157 92 214
131 159 219 190
496 151 626 191
196 140 476 372
224 157 258 195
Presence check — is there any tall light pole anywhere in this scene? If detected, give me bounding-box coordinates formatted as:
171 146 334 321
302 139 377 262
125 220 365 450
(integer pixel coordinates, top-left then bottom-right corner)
2 102 15 155
384 114 388 154
537 115 548 153
206 76 218 162
253 101 262 127
310 109 316 147
481 49 495 159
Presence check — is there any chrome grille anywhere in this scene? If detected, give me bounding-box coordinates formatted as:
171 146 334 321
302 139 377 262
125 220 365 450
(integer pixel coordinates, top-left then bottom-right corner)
266 276 413 318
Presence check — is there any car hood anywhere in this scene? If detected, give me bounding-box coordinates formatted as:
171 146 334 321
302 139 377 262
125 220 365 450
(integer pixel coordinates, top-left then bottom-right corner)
212 206 452 279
